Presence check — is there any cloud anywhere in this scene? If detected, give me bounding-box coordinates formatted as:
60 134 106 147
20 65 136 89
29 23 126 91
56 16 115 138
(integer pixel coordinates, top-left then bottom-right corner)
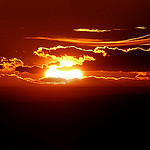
15 65 48 74
39 77 67 84
140 43 150 46
36 74 150 87
34 46 96 66
0 65 3 69
73 27 148 33
33 45 150 59
1 46 150 75
73 28 111 33
0 57 24 73
84 71 150 81
35 45 108 56
80 76 150 87
1 64 150 86
1 44 150 85
73 28 125 33
26 34 150 47
135 26 147 30
135 72 150 80
32 46 150 72
82 47 150 71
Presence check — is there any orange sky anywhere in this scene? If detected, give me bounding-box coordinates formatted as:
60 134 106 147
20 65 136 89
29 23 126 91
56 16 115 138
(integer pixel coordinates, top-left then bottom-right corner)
0 0 150 86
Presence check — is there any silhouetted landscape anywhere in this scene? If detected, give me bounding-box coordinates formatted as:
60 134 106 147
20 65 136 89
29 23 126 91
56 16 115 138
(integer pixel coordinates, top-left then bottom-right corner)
0 86 150 149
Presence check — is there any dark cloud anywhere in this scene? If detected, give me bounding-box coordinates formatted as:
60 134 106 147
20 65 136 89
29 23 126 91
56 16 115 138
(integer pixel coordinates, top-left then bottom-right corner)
15 65 48 74
39 77 67 83
38 76 150 87
33 46 150 72
0 65 3 69
72 77 150 87
82 48 150 71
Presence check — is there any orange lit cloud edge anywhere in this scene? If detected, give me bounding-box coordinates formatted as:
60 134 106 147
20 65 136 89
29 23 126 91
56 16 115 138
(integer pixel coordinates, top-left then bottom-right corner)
0 44 150 86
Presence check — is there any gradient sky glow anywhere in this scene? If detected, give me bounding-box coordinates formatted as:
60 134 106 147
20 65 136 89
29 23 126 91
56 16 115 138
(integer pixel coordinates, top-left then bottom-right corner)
0 0 150 86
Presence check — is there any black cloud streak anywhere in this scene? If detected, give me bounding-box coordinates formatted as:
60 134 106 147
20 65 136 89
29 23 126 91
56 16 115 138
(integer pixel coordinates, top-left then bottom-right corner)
15 66 48 74
0 65 3 69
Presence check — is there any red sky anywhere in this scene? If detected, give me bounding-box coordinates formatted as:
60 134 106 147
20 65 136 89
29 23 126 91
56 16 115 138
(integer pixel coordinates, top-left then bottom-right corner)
0 0 150 86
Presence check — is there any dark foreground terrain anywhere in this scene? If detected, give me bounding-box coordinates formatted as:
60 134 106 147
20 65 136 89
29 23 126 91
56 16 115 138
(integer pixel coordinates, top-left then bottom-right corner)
0 86 150 149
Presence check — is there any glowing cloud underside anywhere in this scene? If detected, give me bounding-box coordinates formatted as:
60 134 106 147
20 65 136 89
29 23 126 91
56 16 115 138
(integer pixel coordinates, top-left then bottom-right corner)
45 61 83 80
26 33 150 47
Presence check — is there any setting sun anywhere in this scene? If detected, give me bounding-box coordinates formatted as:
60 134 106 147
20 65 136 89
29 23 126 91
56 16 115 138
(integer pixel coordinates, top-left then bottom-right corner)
45 61 83 80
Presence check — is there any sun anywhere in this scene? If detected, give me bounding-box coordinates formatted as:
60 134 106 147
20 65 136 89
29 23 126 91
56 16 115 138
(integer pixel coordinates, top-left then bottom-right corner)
45 61 83 80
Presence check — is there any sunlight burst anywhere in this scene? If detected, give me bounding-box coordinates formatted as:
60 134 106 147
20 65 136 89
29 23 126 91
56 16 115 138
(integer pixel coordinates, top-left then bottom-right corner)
45 61 83 80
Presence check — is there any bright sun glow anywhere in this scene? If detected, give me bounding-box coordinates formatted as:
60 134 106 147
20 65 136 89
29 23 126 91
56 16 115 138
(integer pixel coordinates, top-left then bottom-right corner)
45 61 83 80
60 61 74 67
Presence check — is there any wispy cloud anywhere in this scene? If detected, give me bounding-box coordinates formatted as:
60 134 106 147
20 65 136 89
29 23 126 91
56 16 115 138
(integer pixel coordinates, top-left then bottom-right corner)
26 34 150 47
73 28 125 33
34 45 108 58
73 26 148 33
73 28 111 33
135 26 147 30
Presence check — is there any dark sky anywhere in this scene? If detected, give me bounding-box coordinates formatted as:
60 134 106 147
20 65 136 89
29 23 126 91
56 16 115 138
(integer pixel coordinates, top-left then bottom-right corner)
1 0 150 29
0 1 149 54
0 0 150 54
